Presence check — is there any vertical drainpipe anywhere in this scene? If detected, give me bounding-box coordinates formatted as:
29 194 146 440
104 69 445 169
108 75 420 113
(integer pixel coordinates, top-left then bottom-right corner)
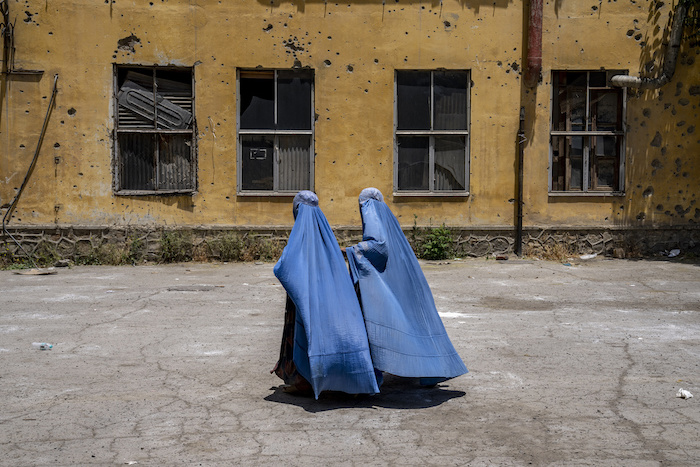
524 0 543 89
516 108 525 256
515 0 543 256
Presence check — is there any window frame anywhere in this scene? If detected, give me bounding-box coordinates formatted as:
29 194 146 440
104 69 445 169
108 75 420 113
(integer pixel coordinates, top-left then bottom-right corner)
549 70 627 196
393 69 471 196
236 68 315 196
112 64 197 196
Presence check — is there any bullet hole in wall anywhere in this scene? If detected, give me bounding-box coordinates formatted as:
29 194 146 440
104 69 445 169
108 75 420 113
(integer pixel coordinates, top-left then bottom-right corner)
675 205 690 216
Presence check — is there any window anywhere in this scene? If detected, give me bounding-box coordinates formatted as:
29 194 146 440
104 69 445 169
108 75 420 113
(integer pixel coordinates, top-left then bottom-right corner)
550 70 625 193
395 70 470 194
238 69 314 193
114 66 196 194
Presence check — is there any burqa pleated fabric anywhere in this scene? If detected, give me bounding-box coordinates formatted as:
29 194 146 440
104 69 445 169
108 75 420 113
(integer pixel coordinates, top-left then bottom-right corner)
273 191 380 399
346 188 468 381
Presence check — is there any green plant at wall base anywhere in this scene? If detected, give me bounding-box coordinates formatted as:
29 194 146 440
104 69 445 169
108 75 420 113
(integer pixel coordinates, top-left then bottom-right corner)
74 243 122 266
75 247 101 266
215 232 246 262
420 225 454 260
33 241 60 267
100 243 132 265
128 236 145 263
242 235 285 262
0 246 33 269
160 231 193 263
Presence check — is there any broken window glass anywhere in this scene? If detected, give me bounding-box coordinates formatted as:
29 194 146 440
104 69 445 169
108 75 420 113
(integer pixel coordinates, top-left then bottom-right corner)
592 135 621 190
117 70 192 130
115 66 196 194
553 71 586 132
568 135 584 190
240 71 275 130
591 90 621 132
435 136 466 191
550 71 624 193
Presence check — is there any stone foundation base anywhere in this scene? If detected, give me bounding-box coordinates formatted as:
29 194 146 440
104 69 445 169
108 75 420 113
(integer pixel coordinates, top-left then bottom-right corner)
1 224 699 264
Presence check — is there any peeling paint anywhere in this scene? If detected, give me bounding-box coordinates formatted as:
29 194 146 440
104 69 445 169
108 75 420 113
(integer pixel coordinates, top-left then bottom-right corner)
117 34 141 54
0 0 697 234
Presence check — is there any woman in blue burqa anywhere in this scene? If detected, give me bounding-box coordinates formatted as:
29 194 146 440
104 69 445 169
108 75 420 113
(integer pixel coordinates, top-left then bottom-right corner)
272 190 381 398
346 188 468 385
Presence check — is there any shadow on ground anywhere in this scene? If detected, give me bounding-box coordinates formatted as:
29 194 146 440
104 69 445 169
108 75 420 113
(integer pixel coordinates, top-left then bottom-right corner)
265 374 466 413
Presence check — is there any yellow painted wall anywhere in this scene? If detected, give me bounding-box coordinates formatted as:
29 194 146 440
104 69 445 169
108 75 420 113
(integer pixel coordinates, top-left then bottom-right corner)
528 0 700 227
1 1 698 231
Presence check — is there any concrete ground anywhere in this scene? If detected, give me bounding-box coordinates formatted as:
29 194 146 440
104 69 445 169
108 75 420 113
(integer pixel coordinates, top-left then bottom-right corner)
0 257 699 466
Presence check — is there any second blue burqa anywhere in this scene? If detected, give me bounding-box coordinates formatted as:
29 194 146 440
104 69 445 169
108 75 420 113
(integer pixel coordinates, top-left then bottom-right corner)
274 191 380 399
346 188 468 380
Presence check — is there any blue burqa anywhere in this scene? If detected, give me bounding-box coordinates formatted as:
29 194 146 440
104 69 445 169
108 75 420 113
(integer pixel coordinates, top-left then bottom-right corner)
346 188 468 381
274 191 380 399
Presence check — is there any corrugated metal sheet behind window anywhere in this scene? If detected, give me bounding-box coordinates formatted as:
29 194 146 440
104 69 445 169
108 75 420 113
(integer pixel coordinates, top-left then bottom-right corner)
278 135 310 191
158 134 192 190
119 133 156 191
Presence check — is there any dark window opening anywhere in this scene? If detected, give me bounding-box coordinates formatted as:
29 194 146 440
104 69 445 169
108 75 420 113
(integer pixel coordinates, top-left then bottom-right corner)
238 69 314 193
395 70 469 193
